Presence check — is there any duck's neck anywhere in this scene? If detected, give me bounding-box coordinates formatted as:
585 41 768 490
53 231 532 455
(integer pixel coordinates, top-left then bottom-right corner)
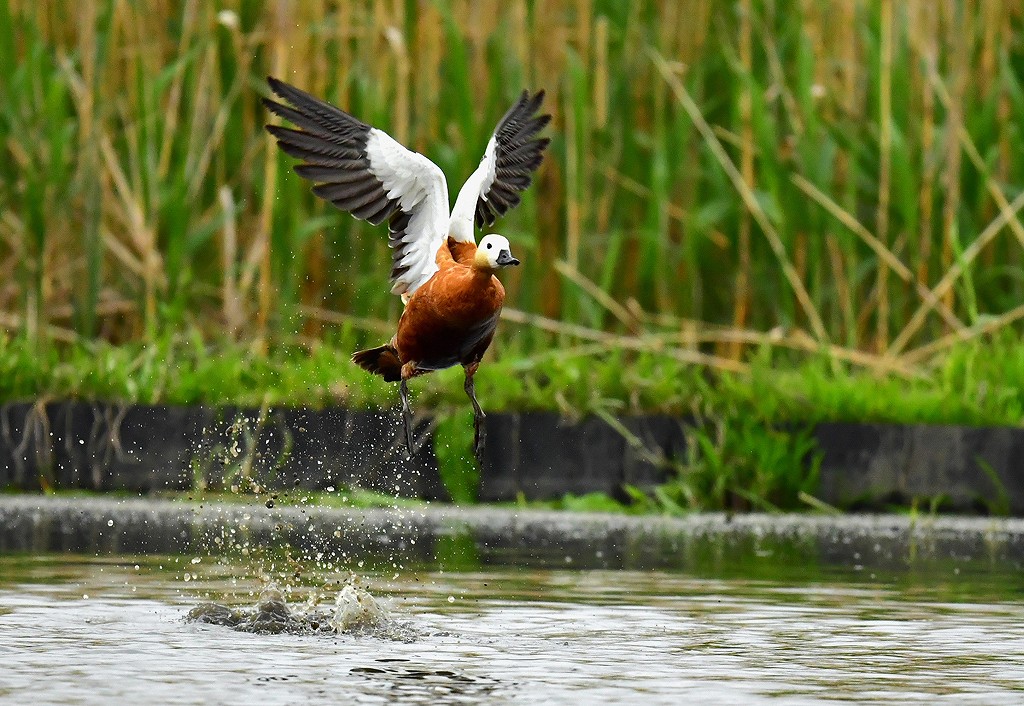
446 237 477 266
470 262 498 280
471 249 499 278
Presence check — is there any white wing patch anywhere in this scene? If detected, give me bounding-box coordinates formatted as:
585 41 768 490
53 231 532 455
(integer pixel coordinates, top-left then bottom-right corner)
365 129 449 296
449 135 496 243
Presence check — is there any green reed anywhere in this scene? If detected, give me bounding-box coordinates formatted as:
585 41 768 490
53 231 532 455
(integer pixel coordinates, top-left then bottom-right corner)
0 0 1023 369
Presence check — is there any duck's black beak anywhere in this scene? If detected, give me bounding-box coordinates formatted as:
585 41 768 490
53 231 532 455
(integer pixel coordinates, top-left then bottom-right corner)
496 249 520 267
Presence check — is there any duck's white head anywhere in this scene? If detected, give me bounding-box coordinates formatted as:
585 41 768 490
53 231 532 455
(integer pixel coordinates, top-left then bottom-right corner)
474 234 520 270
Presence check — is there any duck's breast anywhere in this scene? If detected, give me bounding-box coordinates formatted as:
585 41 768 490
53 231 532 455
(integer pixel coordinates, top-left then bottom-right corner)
396 267 504 369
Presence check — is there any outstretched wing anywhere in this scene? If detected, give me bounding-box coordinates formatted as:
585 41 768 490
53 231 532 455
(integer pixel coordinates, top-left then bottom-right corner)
264 76 449 297
448 90 551 243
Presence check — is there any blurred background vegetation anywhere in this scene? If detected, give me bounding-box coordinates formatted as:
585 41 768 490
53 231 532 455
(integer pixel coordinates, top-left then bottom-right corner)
0 0 1023 412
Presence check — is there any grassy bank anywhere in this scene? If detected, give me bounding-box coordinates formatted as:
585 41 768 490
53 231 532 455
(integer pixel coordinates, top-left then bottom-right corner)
3 330 1023 512
3 332 1024 428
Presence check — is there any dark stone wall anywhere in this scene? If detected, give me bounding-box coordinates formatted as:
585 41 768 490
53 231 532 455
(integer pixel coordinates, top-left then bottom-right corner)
0 402 444 499
3 401 1023 515
478 412 686 501
815 422 1024 514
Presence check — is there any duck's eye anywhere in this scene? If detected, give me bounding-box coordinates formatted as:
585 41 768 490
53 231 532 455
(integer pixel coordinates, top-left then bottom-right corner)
486 243 493 249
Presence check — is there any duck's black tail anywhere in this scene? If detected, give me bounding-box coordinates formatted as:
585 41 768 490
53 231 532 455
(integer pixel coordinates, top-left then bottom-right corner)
352 344 402 382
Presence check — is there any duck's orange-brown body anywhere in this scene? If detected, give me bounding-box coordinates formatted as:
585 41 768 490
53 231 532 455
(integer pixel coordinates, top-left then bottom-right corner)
352 238 505 381
397 242 505 373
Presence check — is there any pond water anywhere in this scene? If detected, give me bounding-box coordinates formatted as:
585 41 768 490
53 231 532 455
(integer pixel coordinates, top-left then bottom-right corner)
2 553 1023 704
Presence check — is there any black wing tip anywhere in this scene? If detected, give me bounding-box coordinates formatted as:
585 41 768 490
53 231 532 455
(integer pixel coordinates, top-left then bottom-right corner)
262 97 289 121
265 75 368 125
496 89 552 145
496 88 549 130
266 75 304 101
521 89 547 118
518 88 545 107
266 75 300 105
263 79 300 133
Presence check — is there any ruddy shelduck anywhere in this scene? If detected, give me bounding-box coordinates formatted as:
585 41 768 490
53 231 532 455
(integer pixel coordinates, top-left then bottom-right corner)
264 77 550 460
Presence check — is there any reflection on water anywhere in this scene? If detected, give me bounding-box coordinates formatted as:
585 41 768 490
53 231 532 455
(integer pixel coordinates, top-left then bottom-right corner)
1 554 1023 704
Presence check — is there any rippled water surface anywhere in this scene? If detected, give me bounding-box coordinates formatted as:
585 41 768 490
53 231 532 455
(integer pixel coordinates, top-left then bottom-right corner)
2 554 1023 704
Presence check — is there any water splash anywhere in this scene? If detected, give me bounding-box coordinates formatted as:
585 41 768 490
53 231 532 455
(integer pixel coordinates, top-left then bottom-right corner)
332 583 387 631
186 582 416 640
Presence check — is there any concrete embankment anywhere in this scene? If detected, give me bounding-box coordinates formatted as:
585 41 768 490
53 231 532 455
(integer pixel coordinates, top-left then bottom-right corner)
1 495 1022 571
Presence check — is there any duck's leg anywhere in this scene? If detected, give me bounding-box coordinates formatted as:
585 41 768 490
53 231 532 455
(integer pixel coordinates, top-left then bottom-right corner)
463 362 486 463
399 362 417 458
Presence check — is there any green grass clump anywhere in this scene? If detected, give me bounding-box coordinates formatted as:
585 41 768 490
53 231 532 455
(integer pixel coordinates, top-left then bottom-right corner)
633 405 824 514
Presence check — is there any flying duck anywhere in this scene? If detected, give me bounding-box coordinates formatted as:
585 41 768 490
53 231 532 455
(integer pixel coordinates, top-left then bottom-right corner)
263 77 550 461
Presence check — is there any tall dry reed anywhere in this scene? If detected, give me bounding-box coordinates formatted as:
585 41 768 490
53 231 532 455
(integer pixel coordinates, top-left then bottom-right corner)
0 0 1021 372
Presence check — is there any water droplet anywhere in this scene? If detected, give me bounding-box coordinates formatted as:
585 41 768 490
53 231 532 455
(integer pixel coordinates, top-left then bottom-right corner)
106 519 114 527
191 557 202 565
447 596 455 603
